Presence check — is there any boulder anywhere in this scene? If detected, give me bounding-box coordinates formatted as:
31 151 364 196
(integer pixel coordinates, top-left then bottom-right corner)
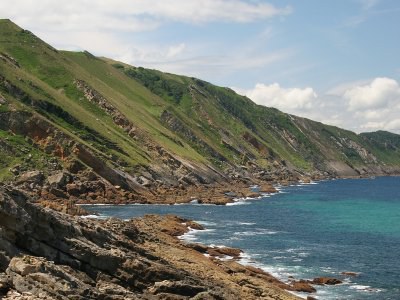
16 171 44 185
0 187 300 300
207 247 242 259
47 172 71 189
341 271 358 277
258 184 277 193
312 277 342 285
291 280 316 293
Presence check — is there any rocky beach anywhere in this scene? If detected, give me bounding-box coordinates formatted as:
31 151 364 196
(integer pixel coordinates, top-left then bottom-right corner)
0 185 314 299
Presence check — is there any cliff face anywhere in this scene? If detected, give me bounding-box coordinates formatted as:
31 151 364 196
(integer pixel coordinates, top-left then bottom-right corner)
0 187 301 300
1 18 400 204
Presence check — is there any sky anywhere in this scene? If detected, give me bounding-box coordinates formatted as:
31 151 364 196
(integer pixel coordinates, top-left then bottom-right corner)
1 0 400 133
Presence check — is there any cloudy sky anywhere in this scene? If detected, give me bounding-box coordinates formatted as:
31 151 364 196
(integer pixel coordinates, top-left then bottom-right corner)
1 0 400 133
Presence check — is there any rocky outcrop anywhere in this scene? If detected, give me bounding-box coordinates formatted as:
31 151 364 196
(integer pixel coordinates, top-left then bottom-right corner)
311 277 342 285
0 187 300 300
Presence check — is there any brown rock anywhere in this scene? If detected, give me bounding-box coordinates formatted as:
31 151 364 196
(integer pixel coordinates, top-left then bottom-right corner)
341 271 358 277
47 171 71 188
291 280 316 293
258 184 277 193
0 187 300 300
186 221 204 230
207 247 242 259
312 277 342 285
16 171 44 185
185 243 208 253
245 192 261 198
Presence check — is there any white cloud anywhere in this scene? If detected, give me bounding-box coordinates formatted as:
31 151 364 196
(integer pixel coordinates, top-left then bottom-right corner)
167 43 186 58
0 0 292 82
234 83 318 114
118 48 290 81
344 77 400 111
0 0 291 32
236 78 400 134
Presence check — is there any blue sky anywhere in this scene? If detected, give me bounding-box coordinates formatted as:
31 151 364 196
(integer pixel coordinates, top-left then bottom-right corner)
1 0 400 133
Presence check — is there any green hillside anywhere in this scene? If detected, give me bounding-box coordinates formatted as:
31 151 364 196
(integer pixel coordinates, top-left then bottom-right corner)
1 19 399 197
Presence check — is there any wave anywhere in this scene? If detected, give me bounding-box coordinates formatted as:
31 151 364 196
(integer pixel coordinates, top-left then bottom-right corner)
178 228 215 242
233 229 278 236
226 200 251 206
80 214 105 219
238 222 256 225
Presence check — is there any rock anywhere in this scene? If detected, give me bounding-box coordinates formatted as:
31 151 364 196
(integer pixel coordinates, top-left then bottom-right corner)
307 296 318 300
64 158 85 174
290 280 316 293
0 187 300 300
186 220 204 230
0 273 10 295
245 192 261 198
16 171 44 185
341 271 358 277
47 171 71 189
0 94 6 105
258 184 277 193
148 280 206 297
312 277 342 285
185 243 208 253
65 183 82 196
207 247 242 259
138 176 152 187
48 187 68 199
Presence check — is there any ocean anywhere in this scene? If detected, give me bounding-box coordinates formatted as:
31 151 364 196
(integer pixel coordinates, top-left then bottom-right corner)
83 176 400 299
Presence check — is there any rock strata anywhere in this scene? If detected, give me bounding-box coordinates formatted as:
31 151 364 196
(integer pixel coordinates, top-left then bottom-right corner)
0 187 300 300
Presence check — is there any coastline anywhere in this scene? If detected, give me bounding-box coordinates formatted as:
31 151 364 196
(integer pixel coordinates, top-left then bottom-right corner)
0 187 302 299
81 177 399 299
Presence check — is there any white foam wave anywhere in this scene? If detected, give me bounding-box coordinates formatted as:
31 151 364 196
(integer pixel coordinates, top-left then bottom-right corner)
178 228 215 242
226 200 251 206
80 214 104 219
196 220 216 226
233 229 278 236
349 284 382 293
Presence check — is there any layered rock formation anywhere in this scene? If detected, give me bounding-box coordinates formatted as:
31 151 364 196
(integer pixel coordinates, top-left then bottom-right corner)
0 187 301 300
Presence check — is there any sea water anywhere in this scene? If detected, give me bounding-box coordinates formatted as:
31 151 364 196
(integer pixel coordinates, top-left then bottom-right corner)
83 176 400 299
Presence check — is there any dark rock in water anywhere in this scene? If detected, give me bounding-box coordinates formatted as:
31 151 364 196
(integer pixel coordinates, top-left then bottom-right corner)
207 246 243 259
312 277 342 285
0 187 300 300
290 280 316 293
341 271 358 277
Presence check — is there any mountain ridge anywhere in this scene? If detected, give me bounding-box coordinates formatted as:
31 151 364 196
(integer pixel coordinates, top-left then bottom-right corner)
1 19 400 206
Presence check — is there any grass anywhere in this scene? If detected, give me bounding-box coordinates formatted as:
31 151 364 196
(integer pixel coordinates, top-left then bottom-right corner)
0 129 54 180
1 18 400 178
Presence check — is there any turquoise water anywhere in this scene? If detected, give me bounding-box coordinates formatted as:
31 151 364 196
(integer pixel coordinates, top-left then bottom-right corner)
84 176 400 299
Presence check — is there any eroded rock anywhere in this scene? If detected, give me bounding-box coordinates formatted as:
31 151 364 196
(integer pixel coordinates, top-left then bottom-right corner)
0 187 300 300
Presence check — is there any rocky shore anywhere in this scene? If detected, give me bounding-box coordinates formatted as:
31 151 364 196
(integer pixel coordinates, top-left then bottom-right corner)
0 186 305 299
0 186 348 300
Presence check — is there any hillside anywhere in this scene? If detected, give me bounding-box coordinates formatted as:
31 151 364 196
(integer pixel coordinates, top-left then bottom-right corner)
1 19 399 205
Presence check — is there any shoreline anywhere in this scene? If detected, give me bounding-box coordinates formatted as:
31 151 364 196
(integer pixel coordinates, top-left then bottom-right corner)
82 177 396 299
0 187 302 299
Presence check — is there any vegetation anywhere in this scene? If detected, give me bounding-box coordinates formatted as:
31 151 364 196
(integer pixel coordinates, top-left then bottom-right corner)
1 18 400 179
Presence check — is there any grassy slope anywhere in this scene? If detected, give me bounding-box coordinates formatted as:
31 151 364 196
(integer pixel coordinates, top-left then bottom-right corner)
0 20 206 173
1 19 400 180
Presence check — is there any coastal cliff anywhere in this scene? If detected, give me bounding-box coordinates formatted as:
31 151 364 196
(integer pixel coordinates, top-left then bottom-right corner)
1 19 400 208
0 19 400 300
